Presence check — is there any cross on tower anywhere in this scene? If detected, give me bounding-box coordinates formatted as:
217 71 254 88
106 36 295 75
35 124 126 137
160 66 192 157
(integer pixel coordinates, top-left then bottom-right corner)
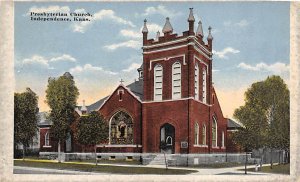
120 79 124 84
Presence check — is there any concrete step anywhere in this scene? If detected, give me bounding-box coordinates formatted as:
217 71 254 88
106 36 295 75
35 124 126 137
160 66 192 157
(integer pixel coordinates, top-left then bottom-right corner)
148 154 173 166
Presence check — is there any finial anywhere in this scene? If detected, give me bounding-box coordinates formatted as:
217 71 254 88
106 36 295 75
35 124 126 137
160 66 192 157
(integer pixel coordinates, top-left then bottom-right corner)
142 19 148 33
81 99 87 111
156 30 160 40
188 8 195 22
207 26 213 40
196 20 204 37
162 17 173 34
120 78 124 84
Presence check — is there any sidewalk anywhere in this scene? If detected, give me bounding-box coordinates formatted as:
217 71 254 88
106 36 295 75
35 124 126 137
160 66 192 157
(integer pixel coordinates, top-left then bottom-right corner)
14 159 283 175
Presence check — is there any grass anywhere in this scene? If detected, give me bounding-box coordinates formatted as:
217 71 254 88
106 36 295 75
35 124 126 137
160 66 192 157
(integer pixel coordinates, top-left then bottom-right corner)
70 159 141 165
14 160 198 175
245 164 290 175
191 162 245 168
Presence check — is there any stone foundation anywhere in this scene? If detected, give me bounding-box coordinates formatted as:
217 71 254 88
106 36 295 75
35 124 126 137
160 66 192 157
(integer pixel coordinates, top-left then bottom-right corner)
39 152 259 166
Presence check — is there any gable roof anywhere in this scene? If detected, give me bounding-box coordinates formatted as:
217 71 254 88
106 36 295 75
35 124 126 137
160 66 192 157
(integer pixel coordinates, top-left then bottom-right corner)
38 112 52 127
227 118 242 130
76 79 143 115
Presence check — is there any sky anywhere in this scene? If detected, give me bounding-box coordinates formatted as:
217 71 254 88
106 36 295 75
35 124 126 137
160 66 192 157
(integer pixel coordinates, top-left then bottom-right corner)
14 2 290 118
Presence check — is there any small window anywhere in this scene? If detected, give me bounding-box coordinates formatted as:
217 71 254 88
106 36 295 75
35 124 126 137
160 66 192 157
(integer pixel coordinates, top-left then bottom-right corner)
45 132 50 146
172 62 181 99
202 124 206 145
109 156 116 160
222 131 225 148
154 64 163 101
212 116 218 147
194 123 199 145
166 136 172 146
202 67 207 103
118 89 124 101
126 156 133 161
195 63 199 100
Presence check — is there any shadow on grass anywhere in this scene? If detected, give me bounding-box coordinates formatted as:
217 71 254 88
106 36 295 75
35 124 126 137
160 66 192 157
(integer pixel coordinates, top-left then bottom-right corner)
238 164 290 175
14 160 198 175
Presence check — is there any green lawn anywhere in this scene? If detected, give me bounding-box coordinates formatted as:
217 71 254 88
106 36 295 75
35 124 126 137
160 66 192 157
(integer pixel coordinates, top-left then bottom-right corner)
241 164 290 175
14 160 198 175
70 159 141 165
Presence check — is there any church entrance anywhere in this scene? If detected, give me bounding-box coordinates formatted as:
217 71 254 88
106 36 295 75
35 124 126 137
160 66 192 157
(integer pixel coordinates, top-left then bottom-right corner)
160 123 175 154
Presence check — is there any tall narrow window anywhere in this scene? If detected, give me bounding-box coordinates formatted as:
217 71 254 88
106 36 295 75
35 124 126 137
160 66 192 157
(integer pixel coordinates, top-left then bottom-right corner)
45 132 50 146
195 63 199 100
202 67 207 103
172 62 181 99
202 124 206 145
222 131 225 148
212 116 217 147
154 64 163 101
194 123 199 145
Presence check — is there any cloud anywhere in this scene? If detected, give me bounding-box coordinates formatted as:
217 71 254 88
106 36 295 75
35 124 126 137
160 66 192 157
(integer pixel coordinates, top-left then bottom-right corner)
49 54 76 62
26 5 70 15
23 55 49 67
22 54 76 69
70 64 118 75
120 29 142 39
213 47 240 59
224 19 249 27
141 5 181 18
237 62 290 74
73 9 135 33
120 23 162 39
122 63 141 72
104 40 141 51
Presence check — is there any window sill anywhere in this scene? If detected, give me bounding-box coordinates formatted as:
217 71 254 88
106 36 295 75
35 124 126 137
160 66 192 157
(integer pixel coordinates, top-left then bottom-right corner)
194 145 208 148
221 147 226 149
43 145 52 148
212 147 219 149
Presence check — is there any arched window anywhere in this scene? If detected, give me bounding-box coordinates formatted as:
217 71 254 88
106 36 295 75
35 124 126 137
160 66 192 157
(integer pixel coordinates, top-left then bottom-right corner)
194 123 199 145
195 63 199 100
110 111 133 144
166 136 172 146
45 132 50 146
202 124 207 145
202 67 207 103
212 116 218 147
222 131 225 148
172 62 181 99
154 64 163 101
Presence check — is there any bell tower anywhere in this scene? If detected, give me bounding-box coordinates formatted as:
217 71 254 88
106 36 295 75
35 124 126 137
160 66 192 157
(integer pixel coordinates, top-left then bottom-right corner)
142 8 213 105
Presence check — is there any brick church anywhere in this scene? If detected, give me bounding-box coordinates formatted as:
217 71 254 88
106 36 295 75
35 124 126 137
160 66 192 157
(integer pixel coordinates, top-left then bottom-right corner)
39 8 242 163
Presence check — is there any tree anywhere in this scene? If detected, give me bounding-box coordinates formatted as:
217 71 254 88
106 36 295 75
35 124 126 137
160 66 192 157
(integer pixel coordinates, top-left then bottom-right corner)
45 72 79 162
14 88 39 160
75 111 108 165
233 75 290 170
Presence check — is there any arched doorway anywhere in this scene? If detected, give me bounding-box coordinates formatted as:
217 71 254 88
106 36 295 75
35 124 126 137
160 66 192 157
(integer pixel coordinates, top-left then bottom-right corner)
160 123 175 154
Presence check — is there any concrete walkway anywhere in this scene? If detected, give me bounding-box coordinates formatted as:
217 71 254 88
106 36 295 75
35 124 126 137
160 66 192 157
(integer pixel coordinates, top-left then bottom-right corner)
14 159 284 176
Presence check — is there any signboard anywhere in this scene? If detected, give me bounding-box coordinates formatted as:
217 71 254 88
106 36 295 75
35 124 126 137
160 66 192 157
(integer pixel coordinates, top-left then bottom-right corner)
181 142 188 148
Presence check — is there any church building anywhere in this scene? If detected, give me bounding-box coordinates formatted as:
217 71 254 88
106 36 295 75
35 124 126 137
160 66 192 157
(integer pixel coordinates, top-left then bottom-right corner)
39 8 241 165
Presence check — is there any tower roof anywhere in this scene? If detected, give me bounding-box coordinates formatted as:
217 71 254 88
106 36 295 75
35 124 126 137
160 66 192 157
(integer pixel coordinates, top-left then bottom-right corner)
142 19 148 33
188 8 195 22
207 26 213 40
196 20 204 37
81 100 87 112
156 31 160 40
162 17 173 34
